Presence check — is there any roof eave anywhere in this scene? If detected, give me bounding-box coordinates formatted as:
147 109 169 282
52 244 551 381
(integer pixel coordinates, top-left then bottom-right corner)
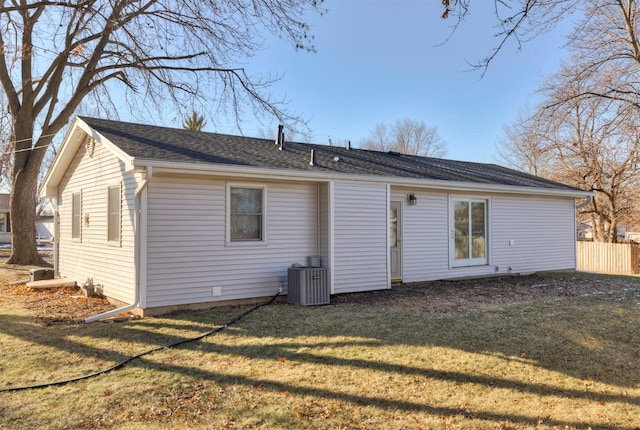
133 159 593 199
40 117 136 198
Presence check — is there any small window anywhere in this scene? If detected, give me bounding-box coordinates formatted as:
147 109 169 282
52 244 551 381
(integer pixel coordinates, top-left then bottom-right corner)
0 213 5 233
451 197 488 267
229 186 265 242
72 192 81 239
108 185 121 243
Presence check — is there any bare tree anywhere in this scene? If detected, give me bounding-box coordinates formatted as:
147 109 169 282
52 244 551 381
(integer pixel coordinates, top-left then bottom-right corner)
495 106 555 177
546 97 640 242
495 1 640 242
499 72 640 242
538 1 640 241
360 118 447 158
441 0 579 74
557 1 640 112
0 0 323 265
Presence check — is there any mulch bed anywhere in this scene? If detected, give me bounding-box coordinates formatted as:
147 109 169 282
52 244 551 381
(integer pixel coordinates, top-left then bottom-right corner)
5 283 115 325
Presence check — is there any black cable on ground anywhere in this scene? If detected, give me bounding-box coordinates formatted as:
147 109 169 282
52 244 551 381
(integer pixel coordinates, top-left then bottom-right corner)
0 292 280 393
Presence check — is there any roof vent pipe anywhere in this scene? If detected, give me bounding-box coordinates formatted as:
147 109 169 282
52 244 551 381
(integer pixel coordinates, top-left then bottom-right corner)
310 149 316 166
279 131 285 151
275 124 283 146
346 141 351 150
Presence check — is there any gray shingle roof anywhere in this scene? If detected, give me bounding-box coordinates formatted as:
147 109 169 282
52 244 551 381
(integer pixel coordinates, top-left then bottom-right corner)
80 116 581 192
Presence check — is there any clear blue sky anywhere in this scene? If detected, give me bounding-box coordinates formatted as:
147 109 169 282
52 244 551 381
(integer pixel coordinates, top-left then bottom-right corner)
157 1 575 164
223 0 576 163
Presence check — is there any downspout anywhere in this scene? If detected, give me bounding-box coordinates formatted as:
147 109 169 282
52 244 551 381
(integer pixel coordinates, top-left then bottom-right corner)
48 197 59 276
576 195 593 210
85 166 152 323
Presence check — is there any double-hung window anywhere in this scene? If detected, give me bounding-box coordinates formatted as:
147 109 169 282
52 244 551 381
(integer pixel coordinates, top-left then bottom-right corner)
228 185 265 243
451 197 489 267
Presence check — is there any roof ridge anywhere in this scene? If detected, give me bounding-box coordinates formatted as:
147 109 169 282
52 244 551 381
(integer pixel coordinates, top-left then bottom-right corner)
77 116 585 194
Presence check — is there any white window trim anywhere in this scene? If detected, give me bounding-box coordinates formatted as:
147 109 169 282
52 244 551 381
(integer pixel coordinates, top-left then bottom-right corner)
225 182 268 246
449 195 490 268
107 183 122 247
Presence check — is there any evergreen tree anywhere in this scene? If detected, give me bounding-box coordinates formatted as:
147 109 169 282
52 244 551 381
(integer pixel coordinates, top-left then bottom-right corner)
183 111 206 131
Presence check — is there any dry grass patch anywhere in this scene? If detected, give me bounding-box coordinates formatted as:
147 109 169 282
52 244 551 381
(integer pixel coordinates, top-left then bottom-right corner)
1 271 639 429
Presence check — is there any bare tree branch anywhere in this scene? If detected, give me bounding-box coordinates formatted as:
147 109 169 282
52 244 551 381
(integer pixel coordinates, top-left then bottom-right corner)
0 0 325 264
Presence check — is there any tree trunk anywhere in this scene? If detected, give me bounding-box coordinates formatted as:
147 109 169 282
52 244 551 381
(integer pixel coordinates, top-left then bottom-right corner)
7 166 46 266
6 117 48 265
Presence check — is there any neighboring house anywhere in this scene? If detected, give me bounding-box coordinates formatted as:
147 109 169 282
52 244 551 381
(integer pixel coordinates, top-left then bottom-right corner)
625 231 640 243
37 201 55 243
577 219 629 242
40 116 592 317
0 194 10 244
0 194 55 245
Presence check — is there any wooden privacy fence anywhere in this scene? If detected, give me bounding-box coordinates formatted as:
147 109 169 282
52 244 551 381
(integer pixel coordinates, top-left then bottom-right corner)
576 241 640 275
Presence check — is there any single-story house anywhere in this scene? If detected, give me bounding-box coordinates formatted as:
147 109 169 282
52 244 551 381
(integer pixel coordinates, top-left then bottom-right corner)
0 194 55 245
36 209 55 243
40 116 592 318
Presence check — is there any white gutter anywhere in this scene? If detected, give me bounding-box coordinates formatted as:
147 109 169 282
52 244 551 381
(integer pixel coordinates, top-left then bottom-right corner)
129 158 592 199
576 195 593 209
85 167 152 323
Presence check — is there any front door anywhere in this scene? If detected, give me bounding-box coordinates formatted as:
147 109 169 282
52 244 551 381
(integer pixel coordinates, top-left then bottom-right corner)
390 201 402 281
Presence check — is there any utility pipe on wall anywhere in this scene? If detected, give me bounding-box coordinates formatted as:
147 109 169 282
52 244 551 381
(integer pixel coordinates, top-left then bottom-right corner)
48 197 59 277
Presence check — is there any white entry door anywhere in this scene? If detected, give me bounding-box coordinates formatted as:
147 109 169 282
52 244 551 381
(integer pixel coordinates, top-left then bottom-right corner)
390 201 402 280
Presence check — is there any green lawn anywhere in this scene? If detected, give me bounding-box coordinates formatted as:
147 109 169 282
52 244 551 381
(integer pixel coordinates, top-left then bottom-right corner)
1 272 639 429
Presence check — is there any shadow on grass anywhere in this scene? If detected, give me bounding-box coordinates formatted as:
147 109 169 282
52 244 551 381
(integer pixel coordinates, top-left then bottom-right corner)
136 356 632 430
1 276 639 428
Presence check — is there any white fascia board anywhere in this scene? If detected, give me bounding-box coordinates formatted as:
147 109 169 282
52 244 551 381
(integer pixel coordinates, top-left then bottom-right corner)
133 158 593 199
78 119 135 170
40 117 85 198
40 117 135 198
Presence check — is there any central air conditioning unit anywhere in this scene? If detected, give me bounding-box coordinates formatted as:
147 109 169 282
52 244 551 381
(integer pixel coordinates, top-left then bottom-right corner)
287 267 330 306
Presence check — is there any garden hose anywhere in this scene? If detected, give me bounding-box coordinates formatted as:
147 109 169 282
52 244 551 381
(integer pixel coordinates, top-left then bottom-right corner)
0 292 280 393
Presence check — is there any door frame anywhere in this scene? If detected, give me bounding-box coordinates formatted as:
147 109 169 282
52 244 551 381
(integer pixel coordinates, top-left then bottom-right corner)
390 200 403 282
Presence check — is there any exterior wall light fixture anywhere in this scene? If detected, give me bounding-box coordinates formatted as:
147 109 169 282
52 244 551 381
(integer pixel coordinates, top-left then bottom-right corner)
407 193 417 206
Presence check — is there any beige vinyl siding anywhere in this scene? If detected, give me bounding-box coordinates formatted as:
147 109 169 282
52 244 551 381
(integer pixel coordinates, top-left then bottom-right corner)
319 183 329 268
332 182 388 294
490 195 576 273
393 188 577 282
144 177 320 307
392 189 450 282
57 138 138 303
